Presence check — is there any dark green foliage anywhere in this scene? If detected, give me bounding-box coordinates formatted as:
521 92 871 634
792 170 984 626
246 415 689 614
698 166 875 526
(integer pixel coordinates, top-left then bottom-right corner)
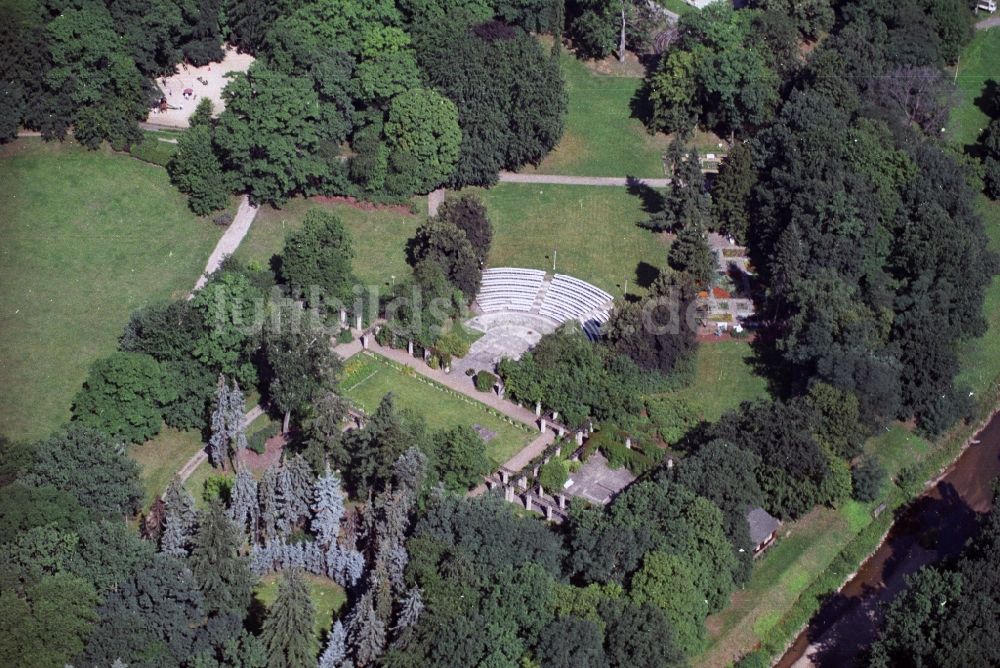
567 479 737 610
749 0 833 41
168 124 231 215
44 6 148 149
223 0 305 54
851 457 887 503
602 274 699 376
160 357 217 430
600 598 686 668
568 0 617 59
261 569 316 668
262 304 343 428
804 382 868 460
435 194 492 263
0 436 33 487
415 17 566 186
538 458 569 494
534 616 607 668
706 400 835 518
83 553 208 666
215 62 324 205
647 5 779 136
674 439 763 584
72 351 167 444
668 222 716 287
0 483 88 545
431 426 491 493
711 141 756 243
66 519 154 595
647 142 711 233
474 370 496 392
0 573 99 668
412 494 565 578
409 218 482 299
189 501 253 620
498 323 648 427
190 269 266 387
982 119 1000 199
343 394 420 495
383 87 462 193
279 208 357 308
22 426 143 518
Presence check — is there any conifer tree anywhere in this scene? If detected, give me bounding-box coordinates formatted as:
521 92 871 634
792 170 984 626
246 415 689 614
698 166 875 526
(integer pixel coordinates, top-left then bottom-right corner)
208 375 231 467
278 455 313 535
259 465 281 543
647 142 711 232
392 448 427 500
318 620 348 668
392 587 424 636
228 465 259 536
161 477 198 556
668 222 716 288
312 465 345 549
347 590 385 667
261 569 316 668
189 500 253 619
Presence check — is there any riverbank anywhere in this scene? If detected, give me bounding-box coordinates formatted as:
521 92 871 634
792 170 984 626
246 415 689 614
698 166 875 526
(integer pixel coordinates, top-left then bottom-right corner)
767 386 1000 667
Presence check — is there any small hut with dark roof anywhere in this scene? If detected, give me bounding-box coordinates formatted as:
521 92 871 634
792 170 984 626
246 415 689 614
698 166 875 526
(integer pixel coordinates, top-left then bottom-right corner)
747 507 781 556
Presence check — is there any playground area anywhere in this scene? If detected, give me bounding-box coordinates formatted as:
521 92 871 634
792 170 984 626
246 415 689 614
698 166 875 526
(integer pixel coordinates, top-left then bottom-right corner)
146 46 255 128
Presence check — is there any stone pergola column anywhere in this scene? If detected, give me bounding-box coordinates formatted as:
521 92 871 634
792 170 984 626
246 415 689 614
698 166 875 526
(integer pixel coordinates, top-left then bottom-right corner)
518 476 528 490
545 504 553 521
554 445 561 457
552 411 559 422
361 334 369 350
575 431 584 446
557 426 566 438
355 314 362 331
500 469 509 485
524 495 533 512
339 308 347 327
535 401 542 417
558 494 567 510
539 418 547 434
625 436 632 450
505 486 515 503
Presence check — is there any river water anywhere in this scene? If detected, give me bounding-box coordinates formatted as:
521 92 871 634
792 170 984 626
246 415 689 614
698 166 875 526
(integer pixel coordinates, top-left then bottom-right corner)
775 411 1000 668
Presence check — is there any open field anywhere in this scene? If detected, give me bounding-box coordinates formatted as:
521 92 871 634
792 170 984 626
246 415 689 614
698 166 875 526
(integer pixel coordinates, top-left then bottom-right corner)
948 27 1000 148
666 341 768 422
234 196 425 289
339 352 535 467
474 183 668 296
255 572 347 645
519 48 670 177
0 139 226 441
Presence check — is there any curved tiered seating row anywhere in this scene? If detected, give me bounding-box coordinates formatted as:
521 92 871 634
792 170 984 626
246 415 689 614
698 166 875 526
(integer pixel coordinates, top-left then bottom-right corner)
476 268 546 313
539 274 614 327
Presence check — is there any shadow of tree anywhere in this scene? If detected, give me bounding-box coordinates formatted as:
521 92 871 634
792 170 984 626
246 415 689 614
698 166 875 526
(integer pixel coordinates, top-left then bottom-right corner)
626 175 664 215
634 261 661 289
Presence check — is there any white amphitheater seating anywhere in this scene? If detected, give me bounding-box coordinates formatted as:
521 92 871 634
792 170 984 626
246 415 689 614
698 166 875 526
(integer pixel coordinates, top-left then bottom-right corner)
475 268 613 339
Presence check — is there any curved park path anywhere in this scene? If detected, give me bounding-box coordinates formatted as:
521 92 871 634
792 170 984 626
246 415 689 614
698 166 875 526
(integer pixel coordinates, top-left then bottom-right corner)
174 405 265 487
191 195 258 293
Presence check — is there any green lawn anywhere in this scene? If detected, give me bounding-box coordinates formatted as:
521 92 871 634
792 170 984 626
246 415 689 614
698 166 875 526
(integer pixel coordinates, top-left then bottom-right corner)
0 139 226 441
948 27 1000 148
255 572 347 645
129 427 206 508
658 0 696 16
234 196 425 289
475 183 668 296
667 341 768 422
520 49 670 177
339 352 535 467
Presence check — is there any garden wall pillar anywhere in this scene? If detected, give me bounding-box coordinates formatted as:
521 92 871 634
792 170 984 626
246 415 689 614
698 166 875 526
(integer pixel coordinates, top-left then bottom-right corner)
545 504 553 521
408 340 414 356
524 495 532 512
505 486 515 503
361 334 369 350
339 309 347 326
552 411 559 422
500 469 509 485
558 427 566 438
554 445 561 456
535 401 542 417
518 476 528 490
